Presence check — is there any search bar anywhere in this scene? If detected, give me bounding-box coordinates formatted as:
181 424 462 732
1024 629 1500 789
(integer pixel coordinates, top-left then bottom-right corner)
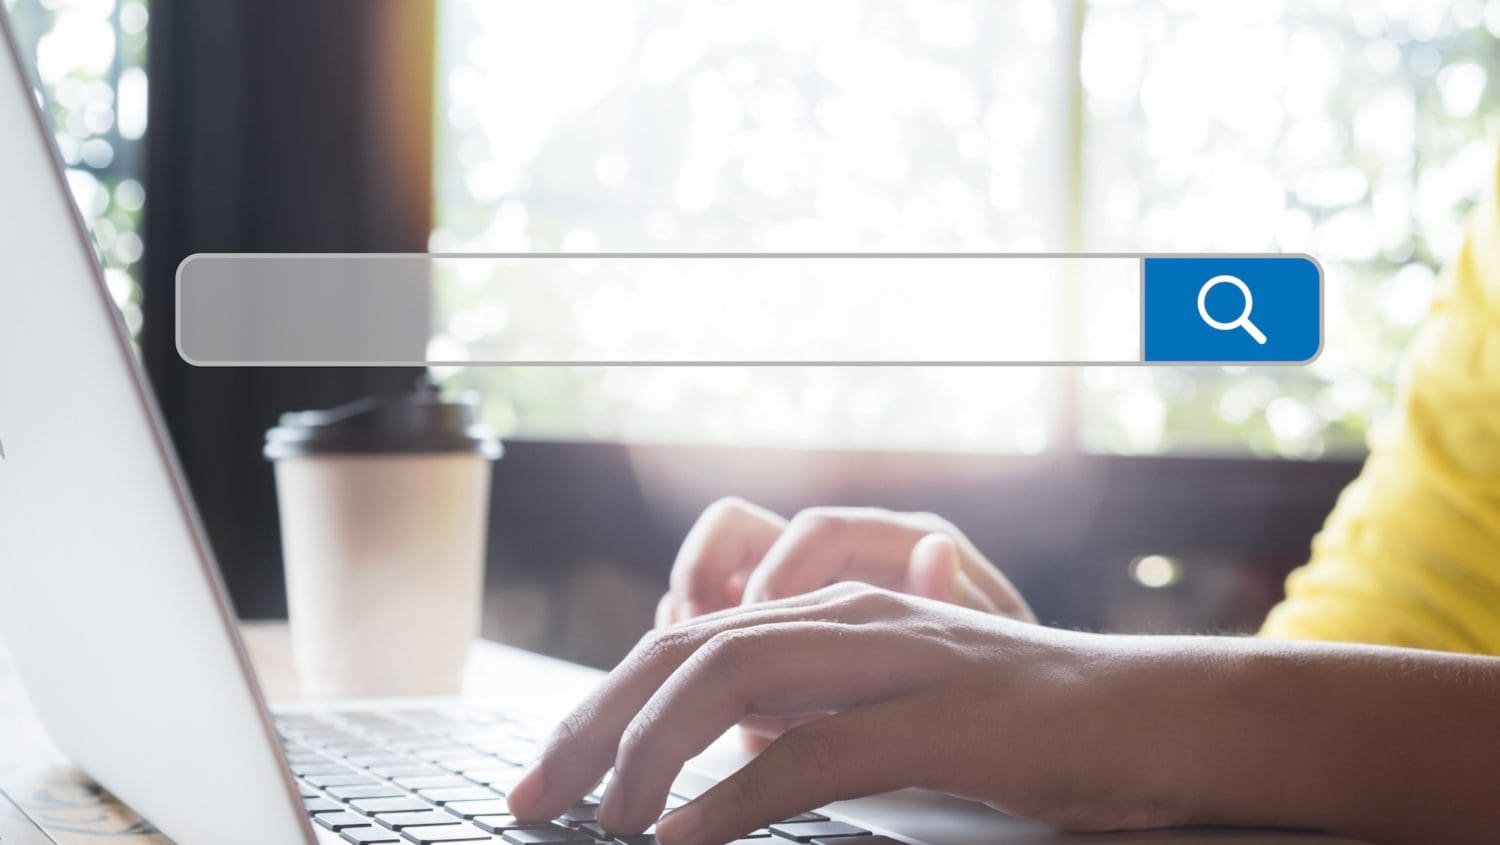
176 253 1322 366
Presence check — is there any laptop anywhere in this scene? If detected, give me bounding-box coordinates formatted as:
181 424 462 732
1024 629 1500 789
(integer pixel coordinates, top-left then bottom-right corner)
0 11 1356 845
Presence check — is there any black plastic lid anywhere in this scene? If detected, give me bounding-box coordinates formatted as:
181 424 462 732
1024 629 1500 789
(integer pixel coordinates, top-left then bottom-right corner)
264 380 501 460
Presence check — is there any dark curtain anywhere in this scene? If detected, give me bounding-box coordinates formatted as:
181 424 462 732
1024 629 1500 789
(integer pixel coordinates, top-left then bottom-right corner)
141 0 435 617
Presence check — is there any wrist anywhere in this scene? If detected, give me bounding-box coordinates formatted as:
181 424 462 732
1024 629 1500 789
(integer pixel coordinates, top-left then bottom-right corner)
982 630 1218 830
1106 637 1344 833
1071 634 1227 829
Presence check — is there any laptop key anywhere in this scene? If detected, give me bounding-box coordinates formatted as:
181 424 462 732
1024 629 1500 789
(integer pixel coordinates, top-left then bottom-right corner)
438 756 502 774
779 813 828 823
391 708 464 727
442 799 510 819
287 750 331 764
465 768 522 790
305 797 346 814
326 744 388 758
340 827 402 844
339 712 411 731
470 814 539 834
502 824 594 844
767 821 870 841
348 753 419 767
295 729 360 745
293 762 354 776
352 797 435 815
330 784 409 800
559 802 598 823
316 811 378 832
476 742 535 765
306 773 381 788
377 810 463 831
375 764 447 779
400 822 495 843
808 839 904 845
386 735 454 752
396 774 474 790
419 786 499 805
412 746 475 761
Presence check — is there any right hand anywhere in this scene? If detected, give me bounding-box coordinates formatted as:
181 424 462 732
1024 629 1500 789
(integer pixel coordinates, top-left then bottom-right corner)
655 498 1035 627
509 584 1192 843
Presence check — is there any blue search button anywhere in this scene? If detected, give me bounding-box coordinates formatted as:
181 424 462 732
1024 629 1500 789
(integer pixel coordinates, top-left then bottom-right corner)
1142 256 1321 363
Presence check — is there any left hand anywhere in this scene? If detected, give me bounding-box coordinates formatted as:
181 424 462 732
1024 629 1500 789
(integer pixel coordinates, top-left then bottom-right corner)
656 500 1035 626
505 583 1187 844
654 500 1037 753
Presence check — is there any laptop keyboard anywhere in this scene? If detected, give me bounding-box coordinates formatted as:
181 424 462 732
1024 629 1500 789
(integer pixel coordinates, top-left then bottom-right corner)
276 708 902 845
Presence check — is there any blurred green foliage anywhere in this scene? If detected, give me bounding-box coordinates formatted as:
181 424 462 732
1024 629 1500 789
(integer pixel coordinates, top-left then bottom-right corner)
433 1 1497 458
5 0 148 340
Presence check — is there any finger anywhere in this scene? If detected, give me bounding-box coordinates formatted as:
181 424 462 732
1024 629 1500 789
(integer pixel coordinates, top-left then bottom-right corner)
950 569 1001 614
723 568 750 606
740 509 915 604
656 592 706 628
664 580 871 632
654 697 931 845
907 534 999 614
941 531 1034 621
654 592 677 628
599 622 929 832
507 585 876 821
671 498 786 615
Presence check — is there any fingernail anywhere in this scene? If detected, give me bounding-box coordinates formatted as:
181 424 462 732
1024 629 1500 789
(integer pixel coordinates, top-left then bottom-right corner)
506 764 547 813
654 802 702 845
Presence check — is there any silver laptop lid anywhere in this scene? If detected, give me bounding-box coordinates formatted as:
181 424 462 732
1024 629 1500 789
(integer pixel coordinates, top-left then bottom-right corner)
0 11 311 844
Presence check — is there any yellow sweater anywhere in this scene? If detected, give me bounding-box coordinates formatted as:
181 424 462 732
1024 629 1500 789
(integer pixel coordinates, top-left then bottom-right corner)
1260 155 1500 654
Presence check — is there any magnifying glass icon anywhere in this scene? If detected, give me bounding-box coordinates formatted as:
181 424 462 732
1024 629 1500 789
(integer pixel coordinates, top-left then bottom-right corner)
1197 274 1267 344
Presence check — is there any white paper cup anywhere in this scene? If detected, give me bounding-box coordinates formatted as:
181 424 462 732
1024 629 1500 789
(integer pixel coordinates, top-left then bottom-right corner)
265 385 500 698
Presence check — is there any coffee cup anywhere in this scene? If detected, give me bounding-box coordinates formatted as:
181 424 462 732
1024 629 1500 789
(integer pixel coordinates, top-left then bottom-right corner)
264 382 500 698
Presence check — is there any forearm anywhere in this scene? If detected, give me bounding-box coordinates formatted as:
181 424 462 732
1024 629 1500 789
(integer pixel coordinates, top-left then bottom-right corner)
508 586 1499 844
1112 636 1500 845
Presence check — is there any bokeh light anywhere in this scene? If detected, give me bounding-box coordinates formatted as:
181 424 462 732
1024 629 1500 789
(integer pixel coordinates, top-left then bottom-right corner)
5 0 148 340
434 0 1497 456
1080 0 1498 458
433 0 1065 452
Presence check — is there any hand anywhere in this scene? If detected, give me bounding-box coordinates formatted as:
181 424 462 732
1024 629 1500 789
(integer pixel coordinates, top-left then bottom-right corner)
656 498 1035 626
506 584 1187 844
654 500 1037 751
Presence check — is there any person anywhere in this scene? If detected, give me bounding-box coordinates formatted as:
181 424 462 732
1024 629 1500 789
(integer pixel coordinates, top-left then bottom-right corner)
505 159 1500 845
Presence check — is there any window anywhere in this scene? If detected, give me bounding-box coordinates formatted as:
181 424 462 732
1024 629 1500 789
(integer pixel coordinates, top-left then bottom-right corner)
1077 0 1498 458
4 0 148 340
438 1 1491 457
